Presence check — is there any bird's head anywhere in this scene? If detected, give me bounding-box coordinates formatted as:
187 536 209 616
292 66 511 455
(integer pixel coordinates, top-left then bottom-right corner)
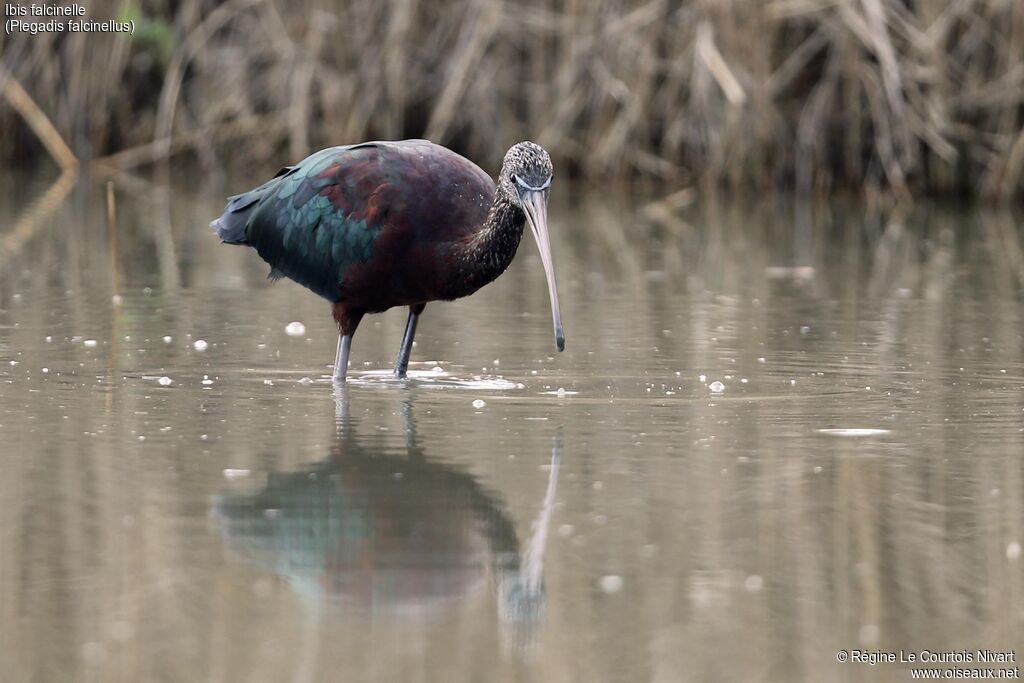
500 142 564 352
500 141 554 198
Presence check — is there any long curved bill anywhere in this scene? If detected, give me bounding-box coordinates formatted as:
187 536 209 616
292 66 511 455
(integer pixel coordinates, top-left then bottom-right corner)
520 190 565 351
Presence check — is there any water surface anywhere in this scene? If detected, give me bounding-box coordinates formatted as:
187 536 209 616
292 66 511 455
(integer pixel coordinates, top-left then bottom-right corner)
1 173 1023 682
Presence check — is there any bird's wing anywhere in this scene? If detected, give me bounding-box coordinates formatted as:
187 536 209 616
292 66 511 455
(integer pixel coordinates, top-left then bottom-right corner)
228 144 398 302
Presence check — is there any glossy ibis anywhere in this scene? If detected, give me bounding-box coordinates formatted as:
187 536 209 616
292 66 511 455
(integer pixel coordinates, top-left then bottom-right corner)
211 140 563 381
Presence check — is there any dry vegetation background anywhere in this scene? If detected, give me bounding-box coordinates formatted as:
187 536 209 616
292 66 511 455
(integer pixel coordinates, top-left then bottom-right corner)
1 0 1023 199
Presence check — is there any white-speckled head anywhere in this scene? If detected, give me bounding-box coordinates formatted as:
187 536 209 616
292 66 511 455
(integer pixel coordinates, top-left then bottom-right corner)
500 142 553 200
499 142 562 351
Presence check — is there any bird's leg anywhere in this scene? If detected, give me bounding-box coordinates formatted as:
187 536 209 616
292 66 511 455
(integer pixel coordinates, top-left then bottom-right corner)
393 303 426 378
332 306 363 383
334 334 353 383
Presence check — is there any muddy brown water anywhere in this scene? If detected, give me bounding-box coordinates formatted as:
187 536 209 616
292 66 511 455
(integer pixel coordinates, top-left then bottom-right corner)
1 173 1023 682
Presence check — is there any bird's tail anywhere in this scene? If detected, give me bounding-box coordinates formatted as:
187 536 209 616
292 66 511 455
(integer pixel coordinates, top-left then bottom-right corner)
210 190 261 245
212 166 295 244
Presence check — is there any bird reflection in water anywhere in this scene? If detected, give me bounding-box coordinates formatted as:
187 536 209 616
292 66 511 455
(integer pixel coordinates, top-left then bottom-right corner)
212 390 560 648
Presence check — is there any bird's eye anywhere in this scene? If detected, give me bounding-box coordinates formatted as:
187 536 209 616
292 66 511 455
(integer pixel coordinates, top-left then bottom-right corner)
510 173 520 185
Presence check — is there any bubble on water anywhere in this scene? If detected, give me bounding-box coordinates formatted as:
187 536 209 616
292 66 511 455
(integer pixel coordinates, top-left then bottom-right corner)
432 366 445 374
137 435 145 442
193 339 208 351
41 368 49 374
162 336 172 344
45 336 53 343
263 379 274 386
789 379 797 386
740 378 748 383
111 294 124 306
542 387 579 397
744 575 764 592
698 374 707 383
223 468 251 480
757 357 766 363
813 465 823 473
157 376 173 386
472 399 486 409
599 575 624 593
1007 542 1022 561
285 321 306 337
709 381 725 393
298 377 314 385
83 339 97 348
800 325 810 335
201 375 213 386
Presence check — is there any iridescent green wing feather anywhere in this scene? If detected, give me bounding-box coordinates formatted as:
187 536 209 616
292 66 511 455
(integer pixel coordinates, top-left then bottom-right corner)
217 144 389 302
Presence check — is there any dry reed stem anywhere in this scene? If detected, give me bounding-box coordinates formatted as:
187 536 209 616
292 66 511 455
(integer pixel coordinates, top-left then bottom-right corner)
0 66 77 171
154 0 267 154
695 22 746 106
425 0 501 141
90 115 284 174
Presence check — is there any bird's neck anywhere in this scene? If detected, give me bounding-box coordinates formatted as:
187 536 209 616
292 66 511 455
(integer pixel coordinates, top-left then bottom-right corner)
453 189 524 293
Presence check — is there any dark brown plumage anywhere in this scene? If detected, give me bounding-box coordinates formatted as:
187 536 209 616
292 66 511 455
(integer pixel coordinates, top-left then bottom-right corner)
212 140 563 381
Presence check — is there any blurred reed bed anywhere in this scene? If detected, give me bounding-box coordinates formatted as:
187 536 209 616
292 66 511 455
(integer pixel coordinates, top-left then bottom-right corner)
1 0 1022 199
